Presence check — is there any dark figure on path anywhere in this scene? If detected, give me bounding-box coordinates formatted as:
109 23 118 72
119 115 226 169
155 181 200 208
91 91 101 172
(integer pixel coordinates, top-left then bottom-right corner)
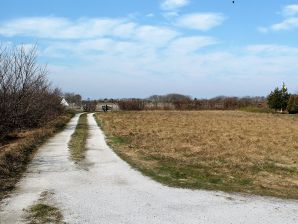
102 104 111 112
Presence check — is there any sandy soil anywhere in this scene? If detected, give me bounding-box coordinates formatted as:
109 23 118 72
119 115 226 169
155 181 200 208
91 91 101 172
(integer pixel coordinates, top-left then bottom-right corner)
0 113 297 224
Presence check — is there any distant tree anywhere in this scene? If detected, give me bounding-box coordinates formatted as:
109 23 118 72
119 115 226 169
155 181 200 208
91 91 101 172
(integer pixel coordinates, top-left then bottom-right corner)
267 83 290 112
164 93 192 102
148 93 192 103
118 99 145 110
64 92 82 106
287 95 298 114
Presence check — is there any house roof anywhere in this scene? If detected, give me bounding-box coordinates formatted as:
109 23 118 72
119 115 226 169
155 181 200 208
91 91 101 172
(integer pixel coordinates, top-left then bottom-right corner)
61 98 69 107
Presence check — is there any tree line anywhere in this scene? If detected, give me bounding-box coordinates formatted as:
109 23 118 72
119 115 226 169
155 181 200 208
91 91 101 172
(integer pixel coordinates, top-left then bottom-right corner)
61 86 298 114
115 94 266 111
116 88 298 113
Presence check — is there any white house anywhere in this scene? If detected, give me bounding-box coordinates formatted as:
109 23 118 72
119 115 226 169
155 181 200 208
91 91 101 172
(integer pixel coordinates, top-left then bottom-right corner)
61 98 69 107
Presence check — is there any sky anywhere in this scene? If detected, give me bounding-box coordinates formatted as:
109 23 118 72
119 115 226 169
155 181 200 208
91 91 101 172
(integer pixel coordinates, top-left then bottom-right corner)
1 0 298 99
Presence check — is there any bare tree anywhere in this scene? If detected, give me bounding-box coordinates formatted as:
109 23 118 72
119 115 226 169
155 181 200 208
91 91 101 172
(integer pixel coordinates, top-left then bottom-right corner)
0 44 64 138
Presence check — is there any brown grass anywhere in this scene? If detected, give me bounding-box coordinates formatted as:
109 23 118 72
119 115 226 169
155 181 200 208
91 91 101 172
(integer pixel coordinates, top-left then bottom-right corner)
95 111 298 199
0 113 74 201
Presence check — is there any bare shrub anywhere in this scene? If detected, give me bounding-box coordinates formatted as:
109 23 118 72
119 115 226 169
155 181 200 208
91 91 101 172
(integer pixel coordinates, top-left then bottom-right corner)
0 44 64 138
118 99 145 110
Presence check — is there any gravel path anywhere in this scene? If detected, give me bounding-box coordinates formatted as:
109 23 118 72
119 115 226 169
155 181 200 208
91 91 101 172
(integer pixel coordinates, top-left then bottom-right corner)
0 113 297 224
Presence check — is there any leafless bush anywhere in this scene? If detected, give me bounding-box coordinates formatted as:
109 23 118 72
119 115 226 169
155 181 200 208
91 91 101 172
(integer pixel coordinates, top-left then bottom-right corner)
118 99 145 110
0 44 63 138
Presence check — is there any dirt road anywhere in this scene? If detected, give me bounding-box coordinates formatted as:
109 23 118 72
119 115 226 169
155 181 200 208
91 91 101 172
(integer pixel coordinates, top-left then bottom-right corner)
0 113 297 223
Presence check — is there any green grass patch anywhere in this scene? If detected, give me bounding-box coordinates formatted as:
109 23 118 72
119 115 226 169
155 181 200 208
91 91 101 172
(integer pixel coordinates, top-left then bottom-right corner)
110 136 131 145
25 203 64 224
251 161 297 174
68 113 88 162
239 107 274 113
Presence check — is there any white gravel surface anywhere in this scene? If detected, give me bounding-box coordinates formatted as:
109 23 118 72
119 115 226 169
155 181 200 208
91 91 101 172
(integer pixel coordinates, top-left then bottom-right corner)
0 113 297 224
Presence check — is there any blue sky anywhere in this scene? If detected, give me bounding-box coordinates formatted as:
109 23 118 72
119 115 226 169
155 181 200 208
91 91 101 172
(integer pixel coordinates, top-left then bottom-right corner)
1 0 298 99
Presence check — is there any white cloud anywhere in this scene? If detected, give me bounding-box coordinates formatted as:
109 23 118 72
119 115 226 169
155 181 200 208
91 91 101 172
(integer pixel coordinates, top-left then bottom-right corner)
246 44 298 55
282 4 298 17
112 22 137 38
166 36 217 55
0 16 179 49
0 17 135 39
271 17 298 31
135 25 179 46
145 13 155 18
161 0 189 11
257 27 268 33
175 13 226 31
0 17 69 38
162 11 179 20
259 4 298 32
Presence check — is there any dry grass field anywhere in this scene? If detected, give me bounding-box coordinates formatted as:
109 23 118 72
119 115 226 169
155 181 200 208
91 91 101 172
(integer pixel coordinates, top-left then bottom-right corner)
95 111 298 199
